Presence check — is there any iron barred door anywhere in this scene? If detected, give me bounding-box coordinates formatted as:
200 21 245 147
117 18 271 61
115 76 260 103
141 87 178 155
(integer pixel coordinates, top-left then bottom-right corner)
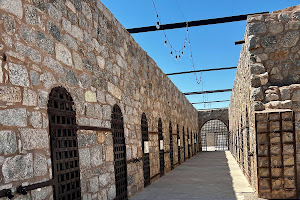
169 122 174 169
158 119 164 177
48 87 81 200
183 127 185 161
112 105 128 200
177 124 180 164
187 129 190 158
141 113 150 187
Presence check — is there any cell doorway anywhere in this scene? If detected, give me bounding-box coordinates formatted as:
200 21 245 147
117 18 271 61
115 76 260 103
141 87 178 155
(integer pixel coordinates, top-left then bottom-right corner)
201 120 228 151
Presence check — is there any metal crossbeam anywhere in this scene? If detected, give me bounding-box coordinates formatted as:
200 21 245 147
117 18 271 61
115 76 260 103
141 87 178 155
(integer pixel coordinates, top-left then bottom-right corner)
192 100 230 104
166 66 236 76
127 12 269 34
183 89 232 96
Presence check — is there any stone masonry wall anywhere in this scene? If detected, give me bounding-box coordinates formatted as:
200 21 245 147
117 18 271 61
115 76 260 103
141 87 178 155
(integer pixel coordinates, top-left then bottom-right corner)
0 0 199 199
230 5 300 198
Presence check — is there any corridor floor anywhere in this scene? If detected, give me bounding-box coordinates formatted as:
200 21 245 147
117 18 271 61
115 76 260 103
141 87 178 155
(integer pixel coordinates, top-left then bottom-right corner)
131 151 262 200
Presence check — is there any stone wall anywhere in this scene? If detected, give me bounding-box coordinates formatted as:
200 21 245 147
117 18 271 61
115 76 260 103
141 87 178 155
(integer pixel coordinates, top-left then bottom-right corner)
229 5 300 199
0 0 199 199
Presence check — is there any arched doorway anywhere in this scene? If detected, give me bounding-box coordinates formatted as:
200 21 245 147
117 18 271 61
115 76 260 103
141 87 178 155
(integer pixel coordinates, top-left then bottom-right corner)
111 105 128 199
169 122 174 170
201 120 228 151
158 118 164 177
48 86 81 200
141 113 150 187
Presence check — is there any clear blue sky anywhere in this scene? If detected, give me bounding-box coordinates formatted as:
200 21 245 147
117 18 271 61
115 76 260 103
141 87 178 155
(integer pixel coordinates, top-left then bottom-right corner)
101 0 299 110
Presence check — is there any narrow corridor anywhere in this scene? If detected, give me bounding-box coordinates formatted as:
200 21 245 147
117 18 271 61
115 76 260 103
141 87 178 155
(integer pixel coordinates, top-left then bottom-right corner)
131 151 260 200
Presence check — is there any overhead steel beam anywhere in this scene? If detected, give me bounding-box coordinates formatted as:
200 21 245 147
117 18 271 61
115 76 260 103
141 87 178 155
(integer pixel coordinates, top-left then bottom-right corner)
192 100 230 104
183 89 232 96
235 40 245 45
127 12 269 34
166 66 236 76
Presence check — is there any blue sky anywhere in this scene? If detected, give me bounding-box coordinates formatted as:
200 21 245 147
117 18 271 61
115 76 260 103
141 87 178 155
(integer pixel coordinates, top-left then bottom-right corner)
101 0 299 110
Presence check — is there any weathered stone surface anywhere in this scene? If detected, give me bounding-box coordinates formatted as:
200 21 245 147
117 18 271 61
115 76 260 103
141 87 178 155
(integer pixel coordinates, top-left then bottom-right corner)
15 42 41 63
90 145 103 167
79 148 91 168
65 68 78 85
0 86 21 102
19 25 36 44
70 25 83 41
23 88 37 106
36 31 54 54
48 3 62 21
62 34 77 50
88 176 99 193
108 82 121 100
33 153 47 176
2 13 16 35
31 186 52 200
55 43 72 66
19 128 49 150
248 36 259 50
40 71 56 89
28 111 42 128
248 22 266 35
49 22 61 42
281 31 300 48
261 35 277 48
85 90 97 102
251 87 264 101
269 21 284 34
0 0 23 19
25 5 38 25
2 154 33 183
32 0 46 11
250 63 265 75
73 51 83 70
43 56 64 74
9 63 29 87
0 130 17 155
0 108 27 127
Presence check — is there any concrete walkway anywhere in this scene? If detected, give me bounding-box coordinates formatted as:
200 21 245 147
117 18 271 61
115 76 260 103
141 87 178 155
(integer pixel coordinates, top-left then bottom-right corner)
131 151 261 200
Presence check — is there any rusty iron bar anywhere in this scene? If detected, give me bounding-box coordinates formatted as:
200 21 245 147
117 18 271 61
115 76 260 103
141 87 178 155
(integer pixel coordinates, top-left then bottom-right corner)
235 40 245 45
166 66 237 76
184 89 232 96
127 12 269 33
192 100 230 104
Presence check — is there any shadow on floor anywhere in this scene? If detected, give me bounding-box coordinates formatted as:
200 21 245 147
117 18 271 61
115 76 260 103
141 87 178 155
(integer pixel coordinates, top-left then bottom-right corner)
130 151 238 200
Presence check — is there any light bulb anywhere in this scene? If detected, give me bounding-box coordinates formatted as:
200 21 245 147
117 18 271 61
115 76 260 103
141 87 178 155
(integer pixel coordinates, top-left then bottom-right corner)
156 21 160 29
164 40 167 47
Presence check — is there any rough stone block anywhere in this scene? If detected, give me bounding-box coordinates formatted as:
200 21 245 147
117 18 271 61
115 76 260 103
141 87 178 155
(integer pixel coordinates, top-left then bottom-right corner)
40 71 56 89
9 63 29 87
43 56 64 74
31 186 52 200
106 146 114 162
0 108 27 127
55 43 72 66
2 153 33 183
33 153 47 176
23 88 37 106
79 148 91 168
85 90 97 102
0 0 23 19
36 31 54 54
28 111 42 129
38 90 48 108
90 145 103 167
88 176 99 193
19 128 49 151
0 130 17 155
281 31 300 48
0 86 21 102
